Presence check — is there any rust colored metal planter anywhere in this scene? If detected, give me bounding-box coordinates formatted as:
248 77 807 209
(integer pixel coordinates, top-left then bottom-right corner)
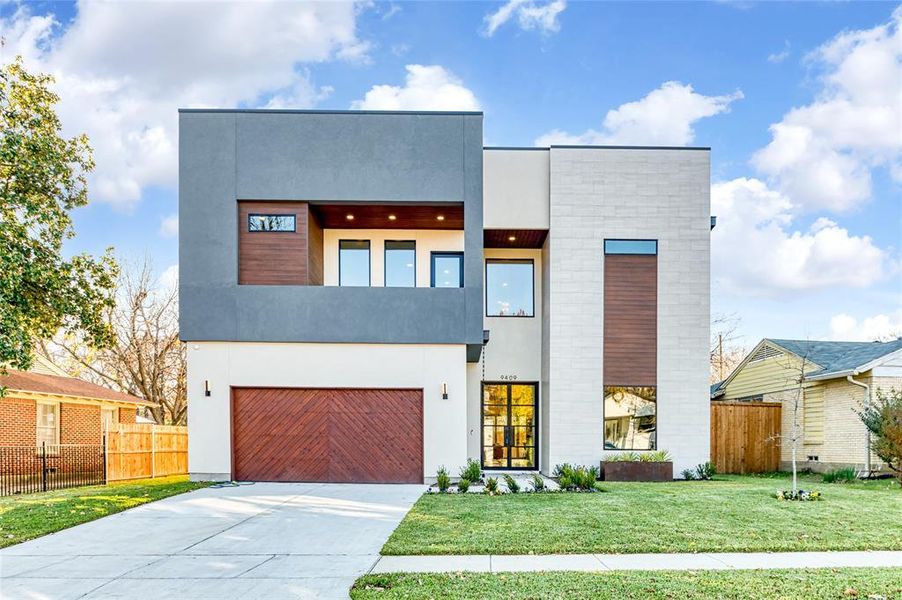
602 461 673 482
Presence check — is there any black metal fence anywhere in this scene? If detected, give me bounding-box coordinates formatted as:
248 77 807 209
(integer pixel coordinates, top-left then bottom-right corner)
0 443 106 497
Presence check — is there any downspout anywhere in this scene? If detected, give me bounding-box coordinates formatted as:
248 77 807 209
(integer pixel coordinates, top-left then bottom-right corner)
846 374 871 477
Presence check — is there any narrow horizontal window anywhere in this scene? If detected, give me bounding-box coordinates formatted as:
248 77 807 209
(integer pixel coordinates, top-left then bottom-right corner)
385 241 416 287
339 240 370 287
604 239 657 255
248 214 296 232
486 259 534 317
604 386 656 451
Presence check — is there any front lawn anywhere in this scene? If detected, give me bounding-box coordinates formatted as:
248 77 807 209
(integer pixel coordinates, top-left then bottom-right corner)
0 475 208 548
382 474 901 555
351 569 902 599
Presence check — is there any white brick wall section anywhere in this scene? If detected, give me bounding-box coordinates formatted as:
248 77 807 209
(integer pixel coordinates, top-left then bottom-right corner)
547 148 711 475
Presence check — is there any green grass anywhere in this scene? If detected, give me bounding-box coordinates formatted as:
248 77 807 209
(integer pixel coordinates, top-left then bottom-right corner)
0 475 208 548
382 474 902 555
351 569 902 599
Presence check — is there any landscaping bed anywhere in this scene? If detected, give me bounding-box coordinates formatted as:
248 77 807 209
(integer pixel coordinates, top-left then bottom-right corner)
0 475 209 548
351 568 902 599
382 474 901 555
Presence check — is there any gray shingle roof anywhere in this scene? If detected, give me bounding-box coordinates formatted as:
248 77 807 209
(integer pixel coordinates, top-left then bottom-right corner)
767 337 902 378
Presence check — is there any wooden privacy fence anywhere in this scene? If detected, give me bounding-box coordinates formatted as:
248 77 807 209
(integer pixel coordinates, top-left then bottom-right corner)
105 424 188 481
711 402 781 474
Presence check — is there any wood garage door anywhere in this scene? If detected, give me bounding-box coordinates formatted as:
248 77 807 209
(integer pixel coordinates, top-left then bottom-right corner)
231 388 423 483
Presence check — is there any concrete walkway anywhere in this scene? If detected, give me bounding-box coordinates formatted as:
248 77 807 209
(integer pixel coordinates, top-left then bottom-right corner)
372 550 902 573
0 482 425 600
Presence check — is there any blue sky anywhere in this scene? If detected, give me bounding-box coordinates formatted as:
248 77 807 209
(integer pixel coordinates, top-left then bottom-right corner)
3 1 900 351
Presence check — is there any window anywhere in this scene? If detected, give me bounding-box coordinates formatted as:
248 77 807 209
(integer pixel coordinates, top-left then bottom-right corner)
339 240 370 286
803 386 825 444
384 241 416 287
431 252 463 288
604 239 657 255
36 403 59 447
248 214 296 232
604 386 656 450
486 259 534 317
102 407 117 433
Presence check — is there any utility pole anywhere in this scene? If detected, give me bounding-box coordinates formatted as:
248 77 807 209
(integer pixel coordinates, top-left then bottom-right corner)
718 334 724 380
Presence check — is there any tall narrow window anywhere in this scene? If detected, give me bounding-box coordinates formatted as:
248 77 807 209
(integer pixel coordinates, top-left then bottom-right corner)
486 259 534 317
339 240 370 287
431 252 463 288
36 403 59 447
384 241 416 287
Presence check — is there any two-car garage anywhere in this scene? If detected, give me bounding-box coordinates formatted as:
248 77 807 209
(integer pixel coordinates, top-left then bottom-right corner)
230 388 424 484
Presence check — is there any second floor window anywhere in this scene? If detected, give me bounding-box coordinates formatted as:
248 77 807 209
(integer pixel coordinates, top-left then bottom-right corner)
486 259 534 317
385 241 416 287
248 214 296 232
431 252 463 288
339 240 370 286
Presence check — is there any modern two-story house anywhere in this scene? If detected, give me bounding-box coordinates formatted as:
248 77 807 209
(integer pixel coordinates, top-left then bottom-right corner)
180 109 711 483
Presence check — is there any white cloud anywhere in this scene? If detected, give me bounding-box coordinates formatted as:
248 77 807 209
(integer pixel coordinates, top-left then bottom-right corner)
711 177 887 296
768 41 791 63
482 0 566 37
158 264 179 293
536 81 742 147
2 2 368 211
158 214 178 238
351 65 480 111
752 8 902 213
829 311 902 342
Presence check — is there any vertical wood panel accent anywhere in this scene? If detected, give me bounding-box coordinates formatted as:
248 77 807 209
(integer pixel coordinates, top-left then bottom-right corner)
231 387 423 484
604 254 657 386
710 402 781 474
238 201 310 285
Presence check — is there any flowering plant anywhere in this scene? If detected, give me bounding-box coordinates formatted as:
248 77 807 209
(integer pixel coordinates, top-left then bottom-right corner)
776 489 822 501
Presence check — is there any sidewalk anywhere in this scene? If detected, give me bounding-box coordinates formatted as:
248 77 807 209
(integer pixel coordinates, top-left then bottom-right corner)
372 551 902 574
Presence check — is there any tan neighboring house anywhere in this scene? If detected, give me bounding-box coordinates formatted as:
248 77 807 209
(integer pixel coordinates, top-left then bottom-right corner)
0 356 153 448
711 338 902 475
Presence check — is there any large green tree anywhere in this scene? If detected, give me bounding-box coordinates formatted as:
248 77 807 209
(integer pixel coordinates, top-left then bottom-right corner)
0 57 118 374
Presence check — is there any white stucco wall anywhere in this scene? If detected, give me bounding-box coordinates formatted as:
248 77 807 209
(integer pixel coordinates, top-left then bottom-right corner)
187 342 468 481
322 229 464 287
546 147 711 475
483 149 550 230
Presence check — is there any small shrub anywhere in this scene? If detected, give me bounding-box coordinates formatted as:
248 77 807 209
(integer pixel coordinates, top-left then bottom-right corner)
639 450 672 463
857 387 902 484
554 464 598 491
530 473 545 491
502 473 520 493
694 462 716 480
460 458 482 483
484 476 499 495
776 489 821 501
457 478 471 493
606 452 640 462
552 463 572 477
680 468 697 480
822 467 857 484
436 466 450 492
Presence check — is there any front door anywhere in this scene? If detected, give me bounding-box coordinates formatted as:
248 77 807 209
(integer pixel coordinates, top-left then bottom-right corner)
481 383 538 470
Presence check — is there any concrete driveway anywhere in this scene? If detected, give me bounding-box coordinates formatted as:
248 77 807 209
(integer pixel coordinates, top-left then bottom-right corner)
0 482 425 599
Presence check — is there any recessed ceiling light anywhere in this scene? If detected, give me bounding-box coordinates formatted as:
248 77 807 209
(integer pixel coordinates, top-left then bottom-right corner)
388 214 397 221
508 235 516 241
346 214 354 221
436 215 445 221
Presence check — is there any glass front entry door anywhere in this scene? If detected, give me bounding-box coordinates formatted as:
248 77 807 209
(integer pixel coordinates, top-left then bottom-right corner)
481 383 538 469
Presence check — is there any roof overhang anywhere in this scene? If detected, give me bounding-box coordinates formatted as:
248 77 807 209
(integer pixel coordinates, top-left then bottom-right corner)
3 388 154 407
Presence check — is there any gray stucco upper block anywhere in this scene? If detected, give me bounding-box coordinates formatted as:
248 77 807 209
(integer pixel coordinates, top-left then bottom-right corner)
179 110 484 354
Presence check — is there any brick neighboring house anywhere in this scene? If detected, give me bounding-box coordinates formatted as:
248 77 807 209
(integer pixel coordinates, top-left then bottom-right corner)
712 338 902 475
0 356 153 448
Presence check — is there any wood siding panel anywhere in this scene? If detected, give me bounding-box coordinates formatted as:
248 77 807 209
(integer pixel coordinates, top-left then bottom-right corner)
238 201 310 285
307 209 324 285
483 229 549 249
231 387 423 484
711 402 781 474
604 254 657 386
310 203 464 230
722 349 820 400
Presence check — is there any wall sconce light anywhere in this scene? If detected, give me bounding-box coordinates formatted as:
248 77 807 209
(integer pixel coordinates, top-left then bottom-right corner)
204 380 211 397
441 382 448 400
